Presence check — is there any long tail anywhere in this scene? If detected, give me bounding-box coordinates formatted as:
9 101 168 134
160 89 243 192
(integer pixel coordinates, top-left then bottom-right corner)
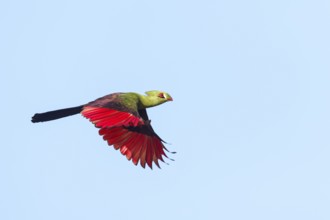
31 105 84 123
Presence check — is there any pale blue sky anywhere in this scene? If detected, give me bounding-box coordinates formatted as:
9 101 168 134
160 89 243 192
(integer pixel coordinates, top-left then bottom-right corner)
1 1 330 219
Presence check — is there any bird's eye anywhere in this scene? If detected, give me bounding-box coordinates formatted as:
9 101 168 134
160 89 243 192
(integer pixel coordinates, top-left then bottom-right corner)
158 93 165 99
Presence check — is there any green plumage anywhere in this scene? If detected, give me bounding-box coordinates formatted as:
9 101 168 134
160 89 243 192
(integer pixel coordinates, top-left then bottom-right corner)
85 90 173 117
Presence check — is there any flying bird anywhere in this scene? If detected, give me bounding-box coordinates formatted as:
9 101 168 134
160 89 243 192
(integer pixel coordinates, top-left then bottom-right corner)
31 90 174 169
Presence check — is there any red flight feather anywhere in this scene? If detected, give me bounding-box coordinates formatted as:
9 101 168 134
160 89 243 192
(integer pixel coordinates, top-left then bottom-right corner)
82 106 143 127
81 106 169 168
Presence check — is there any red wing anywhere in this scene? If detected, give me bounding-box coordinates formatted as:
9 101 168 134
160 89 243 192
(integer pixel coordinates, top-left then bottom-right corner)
99 126 169 169
82 106 172 168
81 106 143 128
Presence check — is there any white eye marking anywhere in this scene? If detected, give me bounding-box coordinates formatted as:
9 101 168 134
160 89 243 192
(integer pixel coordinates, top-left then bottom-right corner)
158 93 165 99
163 93 167 99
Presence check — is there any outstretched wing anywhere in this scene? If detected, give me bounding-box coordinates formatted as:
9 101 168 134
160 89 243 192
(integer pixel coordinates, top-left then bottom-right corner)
98 120 170 169
81 93 170 168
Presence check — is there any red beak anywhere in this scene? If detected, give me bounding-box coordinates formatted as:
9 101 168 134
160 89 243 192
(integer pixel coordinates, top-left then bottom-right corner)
167 97 173 101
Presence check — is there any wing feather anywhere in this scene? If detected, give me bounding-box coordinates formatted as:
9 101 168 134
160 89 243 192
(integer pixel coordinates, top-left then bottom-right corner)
82 107 142 128
98 126 170 168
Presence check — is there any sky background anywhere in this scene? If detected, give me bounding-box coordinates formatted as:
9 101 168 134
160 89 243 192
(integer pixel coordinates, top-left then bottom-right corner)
1 0 330 219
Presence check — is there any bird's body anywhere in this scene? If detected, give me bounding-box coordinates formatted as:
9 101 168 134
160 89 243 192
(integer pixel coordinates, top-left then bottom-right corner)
32 91 173 169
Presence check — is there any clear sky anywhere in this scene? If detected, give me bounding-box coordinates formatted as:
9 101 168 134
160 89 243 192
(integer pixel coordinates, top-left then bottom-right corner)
1 0 330 219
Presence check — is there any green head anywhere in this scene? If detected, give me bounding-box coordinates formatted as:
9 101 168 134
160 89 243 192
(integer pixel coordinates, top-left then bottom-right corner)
139 90 173 108
145 90 173 101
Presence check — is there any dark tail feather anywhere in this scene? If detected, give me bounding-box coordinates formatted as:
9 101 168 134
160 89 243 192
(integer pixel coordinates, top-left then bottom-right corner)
31 105 84 123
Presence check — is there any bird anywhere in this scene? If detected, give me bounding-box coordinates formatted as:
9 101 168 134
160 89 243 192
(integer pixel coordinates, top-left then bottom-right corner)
31 90 174 169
